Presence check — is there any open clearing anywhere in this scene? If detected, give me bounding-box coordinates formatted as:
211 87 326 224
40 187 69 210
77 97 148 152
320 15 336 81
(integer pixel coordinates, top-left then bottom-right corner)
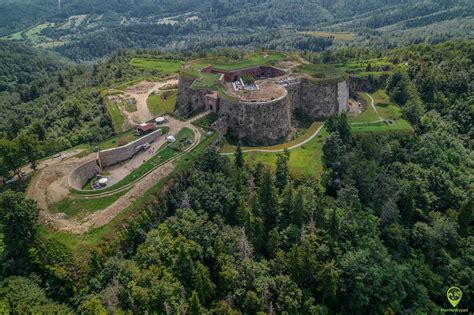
147 90 177 116
129 58 184 73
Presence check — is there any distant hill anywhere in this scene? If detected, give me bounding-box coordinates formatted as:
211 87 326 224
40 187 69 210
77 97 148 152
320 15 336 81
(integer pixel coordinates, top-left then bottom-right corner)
0 40 67 92
1 0 473 60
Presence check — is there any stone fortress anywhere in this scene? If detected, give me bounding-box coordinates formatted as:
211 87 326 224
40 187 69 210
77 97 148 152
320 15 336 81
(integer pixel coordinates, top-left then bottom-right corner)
175 53 349 145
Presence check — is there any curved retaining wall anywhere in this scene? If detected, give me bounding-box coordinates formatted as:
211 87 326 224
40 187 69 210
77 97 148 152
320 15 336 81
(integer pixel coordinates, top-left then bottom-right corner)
69 159 101 189
99 129 162 168
219 92 291 146
68 129 163 189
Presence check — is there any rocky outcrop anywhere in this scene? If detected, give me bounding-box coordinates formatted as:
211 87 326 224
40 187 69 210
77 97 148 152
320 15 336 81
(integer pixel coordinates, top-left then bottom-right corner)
218 92 291 146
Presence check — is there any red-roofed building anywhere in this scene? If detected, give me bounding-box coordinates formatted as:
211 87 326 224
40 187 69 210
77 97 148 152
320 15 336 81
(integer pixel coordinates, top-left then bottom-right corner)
136 123 156 135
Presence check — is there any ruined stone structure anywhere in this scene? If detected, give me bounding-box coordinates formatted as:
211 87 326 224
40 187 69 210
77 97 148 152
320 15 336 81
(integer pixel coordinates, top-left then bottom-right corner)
176 61 349 145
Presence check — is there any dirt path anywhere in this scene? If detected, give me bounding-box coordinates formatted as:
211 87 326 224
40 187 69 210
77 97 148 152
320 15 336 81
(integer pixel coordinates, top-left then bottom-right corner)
221 124 324 155
366 93 383 121
123 79 178 124
30 114 206 234
26 152 97 216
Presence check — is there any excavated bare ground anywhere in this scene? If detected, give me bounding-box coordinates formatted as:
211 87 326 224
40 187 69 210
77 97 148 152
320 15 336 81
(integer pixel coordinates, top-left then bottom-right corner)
121 79 178 124
28 112 208 234
224 80 287 102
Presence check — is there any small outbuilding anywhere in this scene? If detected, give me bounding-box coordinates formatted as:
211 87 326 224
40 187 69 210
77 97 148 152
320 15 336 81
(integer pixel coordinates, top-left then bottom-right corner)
136 123 156 135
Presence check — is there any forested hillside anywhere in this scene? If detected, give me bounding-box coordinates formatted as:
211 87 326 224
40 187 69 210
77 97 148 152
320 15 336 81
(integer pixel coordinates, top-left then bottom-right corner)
0 41 472 313
1 0 472 61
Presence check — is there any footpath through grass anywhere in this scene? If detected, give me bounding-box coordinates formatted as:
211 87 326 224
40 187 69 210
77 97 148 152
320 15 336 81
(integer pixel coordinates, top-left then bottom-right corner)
221 122 323 153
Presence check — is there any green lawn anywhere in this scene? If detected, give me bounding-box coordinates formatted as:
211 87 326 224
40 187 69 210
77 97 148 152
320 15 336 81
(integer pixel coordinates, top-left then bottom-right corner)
48 190 129 220
351 93 380 123
294 64 347 83
98 130 139 150
351 120 413 134
244 128 328 179
130 58 184 74
147 90 177 116
221 122 323 153
124 101 137 112
105 99 124 133
209 52 287 71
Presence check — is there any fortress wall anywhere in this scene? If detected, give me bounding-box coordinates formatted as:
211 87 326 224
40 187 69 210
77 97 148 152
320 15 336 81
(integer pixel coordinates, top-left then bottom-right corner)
175 76 209 116
219 93 292 146
337 81 349 112
285 82 302 115
99 129 162 168
69 159 101 189
211 116 228 136
295 78 348 120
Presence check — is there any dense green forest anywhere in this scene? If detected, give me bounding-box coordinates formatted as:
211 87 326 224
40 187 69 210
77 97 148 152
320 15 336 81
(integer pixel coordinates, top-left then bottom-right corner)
1 0 472 61
0 41 472 313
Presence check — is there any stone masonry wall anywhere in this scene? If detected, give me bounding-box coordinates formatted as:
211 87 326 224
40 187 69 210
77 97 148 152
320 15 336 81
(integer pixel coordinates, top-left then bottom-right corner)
175 75 209 117
99 129 162 168
295 78 348 120
337 81 349 112
218 93 292 146
69 159 101 189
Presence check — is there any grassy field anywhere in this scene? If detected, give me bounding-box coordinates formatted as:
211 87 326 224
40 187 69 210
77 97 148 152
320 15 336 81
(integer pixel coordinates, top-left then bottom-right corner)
209 52 287 71
49 190 129 220
124 101 137 112
221 122 323 153
294 64 347 82
130 58 184 74
303 31 355 41
97 130 139 150
147 90 177 116
244 128 328 179
104 99 124 133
